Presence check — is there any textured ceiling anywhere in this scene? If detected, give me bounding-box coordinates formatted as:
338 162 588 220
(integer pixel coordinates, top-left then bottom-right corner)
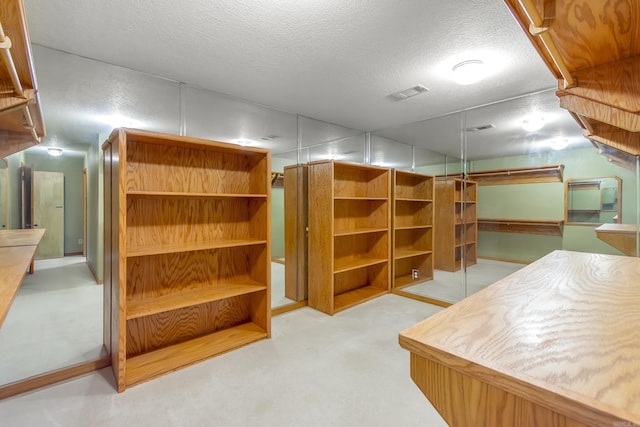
21 0 591 160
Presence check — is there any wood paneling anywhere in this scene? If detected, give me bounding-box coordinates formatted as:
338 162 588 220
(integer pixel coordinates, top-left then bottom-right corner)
104 128 271 391
400 250 640 426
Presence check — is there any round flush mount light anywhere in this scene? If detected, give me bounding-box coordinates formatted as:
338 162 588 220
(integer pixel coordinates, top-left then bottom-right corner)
548 138 569 150
521 115 545 132
47 147 63 157
451 60 485 85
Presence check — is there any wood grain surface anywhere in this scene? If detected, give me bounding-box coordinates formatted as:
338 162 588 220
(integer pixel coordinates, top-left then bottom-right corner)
0 245 36 326
400 250 640 426
0 228 45 247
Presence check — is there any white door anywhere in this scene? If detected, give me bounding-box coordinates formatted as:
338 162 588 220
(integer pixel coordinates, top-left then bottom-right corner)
33 171 64 259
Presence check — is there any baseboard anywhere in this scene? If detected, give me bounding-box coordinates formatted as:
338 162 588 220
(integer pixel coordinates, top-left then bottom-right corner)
391 289 453 308
477 256 530 265
86 260 104 284
272 300 307 316
271 257 285 265
0 356 111 400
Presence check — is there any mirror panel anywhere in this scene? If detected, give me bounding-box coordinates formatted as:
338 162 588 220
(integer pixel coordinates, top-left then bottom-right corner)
565 176 621 224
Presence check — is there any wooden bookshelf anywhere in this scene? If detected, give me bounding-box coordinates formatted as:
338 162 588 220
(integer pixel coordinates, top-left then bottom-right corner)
434 178 477 272
478 218 564 236
308 161 391 315
392 170 434 289
103 128 271 391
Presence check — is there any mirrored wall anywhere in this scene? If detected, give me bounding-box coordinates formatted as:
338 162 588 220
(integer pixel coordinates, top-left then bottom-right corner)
1 45 638 391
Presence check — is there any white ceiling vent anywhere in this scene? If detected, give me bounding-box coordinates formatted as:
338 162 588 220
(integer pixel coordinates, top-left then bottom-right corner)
465 124 495 132
390 85 429 100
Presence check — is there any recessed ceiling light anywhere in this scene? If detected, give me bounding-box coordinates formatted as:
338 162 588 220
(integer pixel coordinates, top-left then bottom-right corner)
548 138 568 150
521 115 545 132
47 147 63 157
451 60 485 85
232 139 254 146
390 85 429 100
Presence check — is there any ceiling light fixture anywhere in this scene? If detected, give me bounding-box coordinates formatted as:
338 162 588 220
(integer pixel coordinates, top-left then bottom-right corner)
521 115 545 132
47 147 63 157
390 85 429 100
451 60 485 85
261 134 278 141
466 124 495 132
232 139 254 146
548 138 569 150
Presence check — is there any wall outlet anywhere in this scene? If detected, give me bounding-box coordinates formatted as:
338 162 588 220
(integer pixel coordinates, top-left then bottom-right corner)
411 269 419 280
78 238 83 245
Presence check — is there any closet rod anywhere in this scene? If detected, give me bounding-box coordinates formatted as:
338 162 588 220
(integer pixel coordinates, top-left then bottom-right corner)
518 0 575 88
0 21 25 98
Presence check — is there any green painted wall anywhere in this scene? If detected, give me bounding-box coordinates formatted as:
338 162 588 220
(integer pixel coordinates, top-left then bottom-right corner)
24 152 85 255
473 146 637 262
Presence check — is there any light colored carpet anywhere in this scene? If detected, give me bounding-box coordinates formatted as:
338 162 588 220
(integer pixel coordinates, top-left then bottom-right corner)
0 294 447 427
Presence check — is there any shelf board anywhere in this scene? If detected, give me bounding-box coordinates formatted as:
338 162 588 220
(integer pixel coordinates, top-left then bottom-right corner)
333 285 388 314
395 197 433 203
334 196 388 201
125 322 267 387
394 274 434 289
127 239 267 257
454 200 477 204
394 225 432 231
334 227 387 237
127 191 267 199
467 164 564 185
478 218 564 236
334 256 388 273
126 281 267 320
394 249 432 260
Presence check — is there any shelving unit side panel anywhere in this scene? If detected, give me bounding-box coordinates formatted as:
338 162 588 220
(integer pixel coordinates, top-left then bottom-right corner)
284 165 308 301
334 164 389 198
126 296 252 357
434 180 455 271
308 162 335 314
125 140 267 195
103 142 113 357
126 198 267 248
115 131 129 390
126 245 267 300
334 199 388 233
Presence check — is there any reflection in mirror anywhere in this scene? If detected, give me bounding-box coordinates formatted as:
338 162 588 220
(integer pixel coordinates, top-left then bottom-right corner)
565 176 621 224
0 159 6 230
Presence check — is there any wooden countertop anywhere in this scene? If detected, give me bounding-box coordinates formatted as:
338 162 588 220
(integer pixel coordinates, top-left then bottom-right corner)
0 245 37 326
399 250 640 426
0 228 45 247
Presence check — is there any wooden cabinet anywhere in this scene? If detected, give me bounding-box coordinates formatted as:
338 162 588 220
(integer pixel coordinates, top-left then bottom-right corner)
434 178 477 272
283 164 308 301
392 170 434 288
103 128 271 392
0 0 46 157
308 160 390 315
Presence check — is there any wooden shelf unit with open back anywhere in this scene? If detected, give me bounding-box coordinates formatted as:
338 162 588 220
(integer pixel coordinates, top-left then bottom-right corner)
103 128 271 392
434 177 478 272
308 160 391 315
392 170 434 289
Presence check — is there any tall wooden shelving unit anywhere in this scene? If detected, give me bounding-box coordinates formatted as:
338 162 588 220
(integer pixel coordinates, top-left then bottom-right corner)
308 160 391 315
434 177 477 272
392 170 434 289
103 128 271 392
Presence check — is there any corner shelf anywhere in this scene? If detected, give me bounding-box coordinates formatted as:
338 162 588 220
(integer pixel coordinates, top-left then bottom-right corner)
103 128 271 391
467 164 564 186
478 219 564 236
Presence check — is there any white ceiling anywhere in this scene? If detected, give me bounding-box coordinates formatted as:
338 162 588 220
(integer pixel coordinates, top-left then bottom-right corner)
21 0 591 160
